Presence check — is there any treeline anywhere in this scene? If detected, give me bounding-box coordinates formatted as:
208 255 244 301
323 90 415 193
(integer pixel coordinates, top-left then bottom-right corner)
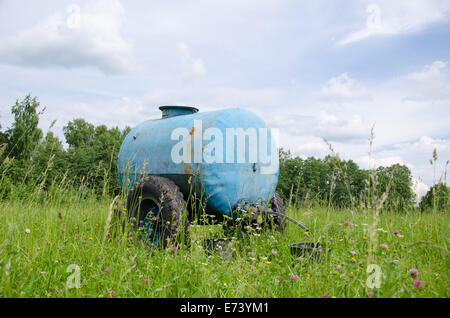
0 95 447 211
0 95 130 199
277 149 448 212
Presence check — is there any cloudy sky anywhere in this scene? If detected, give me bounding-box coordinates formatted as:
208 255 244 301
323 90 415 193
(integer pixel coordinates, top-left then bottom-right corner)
0 0 449 198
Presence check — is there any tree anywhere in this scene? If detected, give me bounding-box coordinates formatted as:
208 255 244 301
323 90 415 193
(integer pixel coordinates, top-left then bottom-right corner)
5 95 43 162
277 148 302 202
325 157 369 208
376 164 415 211
31 131 67 189
0 121 7 145
63 118 95 149
419 183 449 212
0 96 133 198
63 119 130 195
0 95 44 186
276 149 414 210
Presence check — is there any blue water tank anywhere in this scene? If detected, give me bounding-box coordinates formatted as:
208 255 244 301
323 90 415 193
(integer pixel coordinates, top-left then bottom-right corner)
118 106 279 216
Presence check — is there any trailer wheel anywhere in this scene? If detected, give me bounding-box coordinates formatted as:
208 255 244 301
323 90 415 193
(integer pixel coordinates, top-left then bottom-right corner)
126 176 189 249
269 192 286 233
223 193 287 236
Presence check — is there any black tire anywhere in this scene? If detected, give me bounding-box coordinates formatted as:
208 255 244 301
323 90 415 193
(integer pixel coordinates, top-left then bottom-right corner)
126 176 189 249
269 192 286 233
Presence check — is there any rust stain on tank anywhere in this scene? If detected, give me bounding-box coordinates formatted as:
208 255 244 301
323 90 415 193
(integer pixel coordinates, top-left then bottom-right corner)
183 163 193 174
183 126 195 174
185 126 204 175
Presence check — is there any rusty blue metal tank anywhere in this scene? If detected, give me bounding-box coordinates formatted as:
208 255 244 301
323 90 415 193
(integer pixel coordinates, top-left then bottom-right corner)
118 106 279 217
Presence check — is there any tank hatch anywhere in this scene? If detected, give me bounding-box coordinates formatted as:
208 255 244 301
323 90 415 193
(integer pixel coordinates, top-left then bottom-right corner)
159 106 199 119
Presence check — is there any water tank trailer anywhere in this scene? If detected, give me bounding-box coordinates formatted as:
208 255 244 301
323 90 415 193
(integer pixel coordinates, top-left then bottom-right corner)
118 106 298 248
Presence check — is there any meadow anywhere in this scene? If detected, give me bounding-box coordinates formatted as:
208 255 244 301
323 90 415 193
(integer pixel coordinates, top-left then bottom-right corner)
2 95 448 298
0 189 448 298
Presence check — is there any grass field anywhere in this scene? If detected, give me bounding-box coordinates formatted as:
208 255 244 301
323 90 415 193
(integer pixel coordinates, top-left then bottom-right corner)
0 192 448 298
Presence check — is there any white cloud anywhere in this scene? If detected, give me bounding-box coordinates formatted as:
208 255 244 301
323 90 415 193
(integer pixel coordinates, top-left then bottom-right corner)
0 0 133 74
357 155 405 170
317 112 369 143
404 61 447 82
177 42 207 83
412 178 430 201
266 61 450 188
319 73 370 102
399 61 450 102
294 141 329 154
339 0 450 45
268 111 369 144
315 61 450 145
355 136 450 187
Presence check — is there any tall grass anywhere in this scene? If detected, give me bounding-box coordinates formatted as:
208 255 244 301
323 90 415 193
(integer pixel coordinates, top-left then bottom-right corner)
0 177 448 297
0 126 448 298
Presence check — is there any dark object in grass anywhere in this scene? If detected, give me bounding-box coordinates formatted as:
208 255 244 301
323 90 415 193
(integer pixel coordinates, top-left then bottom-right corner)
203 238 233 261
289 242 330 262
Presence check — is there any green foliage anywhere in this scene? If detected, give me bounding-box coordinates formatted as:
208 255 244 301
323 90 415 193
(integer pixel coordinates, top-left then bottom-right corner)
64 120 130 195
419 182 450 212
277 148 414 211
5 95 43 162
1 95 43 185
375 164 415 211
30 132 67 189
0 95 130 198
64 118 96 148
